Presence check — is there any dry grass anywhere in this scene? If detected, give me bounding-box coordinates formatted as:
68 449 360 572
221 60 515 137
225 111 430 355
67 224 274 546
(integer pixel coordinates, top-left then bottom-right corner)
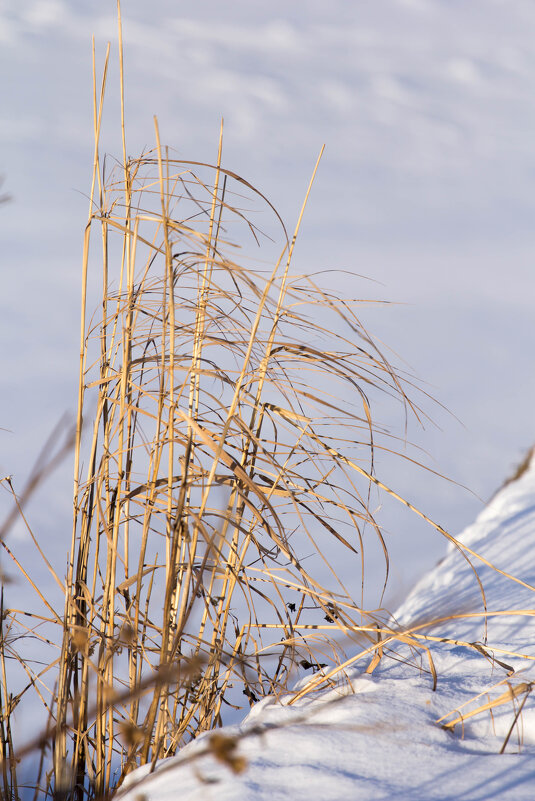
490 444 535 501
0 32 414 800
0 20 425 797
2 6 533 801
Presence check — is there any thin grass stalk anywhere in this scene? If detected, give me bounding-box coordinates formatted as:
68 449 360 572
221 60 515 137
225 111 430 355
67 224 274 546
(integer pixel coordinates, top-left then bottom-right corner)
0 592 14 801
154 121 178 754
53 38 111 797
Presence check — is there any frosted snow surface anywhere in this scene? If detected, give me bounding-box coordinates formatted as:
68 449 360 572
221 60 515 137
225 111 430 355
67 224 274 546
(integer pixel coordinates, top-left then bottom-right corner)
118 454 535 800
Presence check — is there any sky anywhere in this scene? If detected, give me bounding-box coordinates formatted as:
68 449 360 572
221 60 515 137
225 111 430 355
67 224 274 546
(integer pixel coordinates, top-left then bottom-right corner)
1 0 535 607
119 450 535 801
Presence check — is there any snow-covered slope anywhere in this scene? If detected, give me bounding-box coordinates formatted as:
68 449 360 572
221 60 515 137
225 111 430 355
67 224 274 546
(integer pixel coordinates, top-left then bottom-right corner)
117 452 535 800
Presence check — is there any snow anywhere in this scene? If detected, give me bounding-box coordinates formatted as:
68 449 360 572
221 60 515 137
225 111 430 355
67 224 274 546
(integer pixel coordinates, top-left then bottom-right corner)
117 450 535 800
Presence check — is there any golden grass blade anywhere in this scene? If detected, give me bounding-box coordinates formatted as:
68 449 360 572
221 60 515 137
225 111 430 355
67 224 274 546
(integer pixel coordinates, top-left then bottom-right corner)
441 682 532 731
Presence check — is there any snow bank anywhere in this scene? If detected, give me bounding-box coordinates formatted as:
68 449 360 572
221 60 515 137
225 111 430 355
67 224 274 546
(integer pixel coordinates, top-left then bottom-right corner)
117 452 535 800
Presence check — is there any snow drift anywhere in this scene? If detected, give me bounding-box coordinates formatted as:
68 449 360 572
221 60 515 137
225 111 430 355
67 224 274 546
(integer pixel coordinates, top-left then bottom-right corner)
118 451 535 800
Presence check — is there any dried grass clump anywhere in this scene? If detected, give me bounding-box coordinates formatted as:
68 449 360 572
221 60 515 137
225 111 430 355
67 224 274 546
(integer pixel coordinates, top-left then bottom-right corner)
49 39 425 794
0 30 428 797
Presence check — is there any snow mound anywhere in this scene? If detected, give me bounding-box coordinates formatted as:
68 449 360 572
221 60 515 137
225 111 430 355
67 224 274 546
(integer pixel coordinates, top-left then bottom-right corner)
117 452 535 800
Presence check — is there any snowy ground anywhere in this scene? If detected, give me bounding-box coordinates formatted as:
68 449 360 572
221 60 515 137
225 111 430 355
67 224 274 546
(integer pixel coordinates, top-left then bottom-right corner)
118 449 535 800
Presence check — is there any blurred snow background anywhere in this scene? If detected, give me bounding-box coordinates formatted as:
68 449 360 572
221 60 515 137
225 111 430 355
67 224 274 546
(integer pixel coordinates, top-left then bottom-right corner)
1 0 535 609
